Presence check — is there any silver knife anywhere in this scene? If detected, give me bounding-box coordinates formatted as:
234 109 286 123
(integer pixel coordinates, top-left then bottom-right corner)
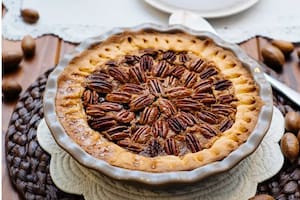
169 11 300 107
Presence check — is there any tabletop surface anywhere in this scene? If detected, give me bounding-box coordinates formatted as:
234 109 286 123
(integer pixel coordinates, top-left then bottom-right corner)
2 10 300 200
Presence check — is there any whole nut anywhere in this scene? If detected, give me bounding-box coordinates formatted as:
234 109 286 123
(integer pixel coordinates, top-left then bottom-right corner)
249 194 274 200
2 51 23 73
281 132 299 162
2 80 22 100
285 111 300 132
271 40 294 56
21 35 36 57
21 8 39 24
262 45 285 69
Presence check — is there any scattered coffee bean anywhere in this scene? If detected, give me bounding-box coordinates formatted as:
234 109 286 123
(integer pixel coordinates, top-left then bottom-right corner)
271 40 294 56
21 8 39 24
2 80 22 100
249 194 275 200
281 133 299 162
285 111 300 132
21 35 36 57
262 45 285 69
2 51 23 73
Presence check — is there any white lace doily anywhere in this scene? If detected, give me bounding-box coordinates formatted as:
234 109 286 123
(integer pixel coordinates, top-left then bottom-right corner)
37 106 284 200
3 0 300 43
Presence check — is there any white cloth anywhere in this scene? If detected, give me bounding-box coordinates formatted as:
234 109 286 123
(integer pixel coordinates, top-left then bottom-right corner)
2 0 300 43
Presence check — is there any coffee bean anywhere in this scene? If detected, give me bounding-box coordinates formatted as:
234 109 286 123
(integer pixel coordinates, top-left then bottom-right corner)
281 133 299 162
283 181 298 194
2 80 22 100
21 35 36 57
2 51 23 73
285 112 300 132
271 40 294 56
249 194 275 200
290 169 300 180
21 8 39 24
262 45 285 69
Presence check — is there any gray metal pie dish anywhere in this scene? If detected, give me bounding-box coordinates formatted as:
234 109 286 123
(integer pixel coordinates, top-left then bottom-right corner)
43 23 273 186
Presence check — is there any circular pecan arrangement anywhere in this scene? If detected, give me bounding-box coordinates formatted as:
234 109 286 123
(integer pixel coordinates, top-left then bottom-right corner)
82 49 237 157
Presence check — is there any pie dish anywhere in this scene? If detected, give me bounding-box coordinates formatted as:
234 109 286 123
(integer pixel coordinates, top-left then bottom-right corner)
44 24 273 184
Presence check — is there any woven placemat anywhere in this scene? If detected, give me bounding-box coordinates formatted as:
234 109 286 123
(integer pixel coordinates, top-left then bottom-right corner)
5 68 300 200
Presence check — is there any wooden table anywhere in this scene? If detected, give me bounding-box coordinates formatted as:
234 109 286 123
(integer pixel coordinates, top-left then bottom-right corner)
2 34 300 199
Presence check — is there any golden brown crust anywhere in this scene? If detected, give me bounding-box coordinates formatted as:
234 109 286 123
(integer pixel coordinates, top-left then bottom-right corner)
55 31 263 172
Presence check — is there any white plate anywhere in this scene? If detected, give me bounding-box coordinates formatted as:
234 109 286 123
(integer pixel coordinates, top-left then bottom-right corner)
145 0 259 18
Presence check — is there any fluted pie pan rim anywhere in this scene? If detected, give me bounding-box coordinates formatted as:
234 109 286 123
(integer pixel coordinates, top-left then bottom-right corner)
43 23 273 185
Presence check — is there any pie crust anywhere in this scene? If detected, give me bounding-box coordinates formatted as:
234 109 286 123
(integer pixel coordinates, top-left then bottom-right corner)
55 30 263 172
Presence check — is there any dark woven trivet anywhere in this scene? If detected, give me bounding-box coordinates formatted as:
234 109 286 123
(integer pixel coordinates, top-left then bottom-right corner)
5 68 300 200
5 68 83 200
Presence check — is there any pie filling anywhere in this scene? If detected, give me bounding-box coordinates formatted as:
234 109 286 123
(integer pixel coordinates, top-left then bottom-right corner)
82 49 237 157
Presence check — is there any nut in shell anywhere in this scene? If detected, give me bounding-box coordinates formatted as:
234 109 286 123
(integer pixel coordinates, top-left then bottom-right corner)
285 111 300 132
2 80 22 100
21 35 36 57
261 45 285 69
2 51 23 73
281 132 299 162
271 40 294 56
21 8 39 24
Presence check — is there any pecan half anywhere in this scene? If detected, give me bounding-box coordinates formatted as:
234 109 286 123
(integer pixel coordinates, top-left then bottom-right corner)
189 58 206 72
132 126 151 143
196 110 219 124
85 104 105 117
218 94 236 104
140 55 153 71
82 89 99 105
169 65 185 78
129 94 155 111
192 93 216 104
193 79 213 93
178 52 189 63
106 91 131 103
123 55 140 65
153 60 169 77
178 112 198 126
139 107 159 125
186 133 201 153
199 65 218 79
214 79 232 90
164 138 179 156
220 118 234 132
88 116 117 131
199 124 218 138
163 76 179 87
163 50 176 63
115 110 135 123
120 83 144 94
86 78 113 94
140 49 158 58
97 102 122 111
166 86 192 99
157 98 177 117
152 120 169 138
148 79 164 96
105 60 118 67
168 117 187 133
181 71 197 88
88 71 111 80
173 98 201 111
108 67 129 83
105 126 130 141
211 104 235 116
118 138 143 153
146 139 161 157
129 65 146 83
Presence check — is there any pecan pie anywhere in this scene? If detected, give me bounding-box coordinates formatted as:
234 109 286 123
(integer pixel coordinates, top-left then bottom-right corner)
55 30 263 172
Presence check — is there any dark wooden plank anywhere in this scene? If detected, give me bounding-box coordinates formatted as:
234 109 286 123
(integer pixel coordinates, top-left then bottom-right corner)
258 37 300 92
2 35 59 200
239 37 260 60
